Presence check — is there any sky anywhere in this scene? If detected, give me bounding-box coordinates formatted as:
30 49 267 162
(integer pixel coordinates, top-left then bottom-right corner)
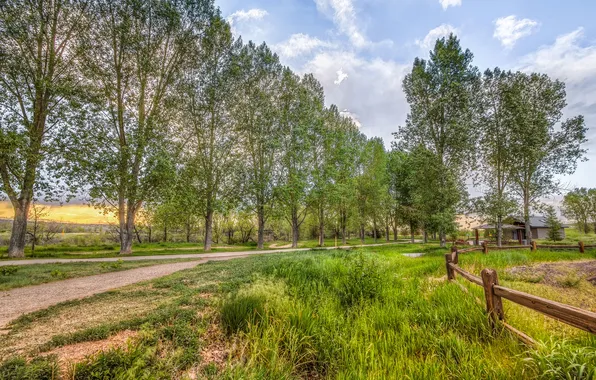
220 0 596 192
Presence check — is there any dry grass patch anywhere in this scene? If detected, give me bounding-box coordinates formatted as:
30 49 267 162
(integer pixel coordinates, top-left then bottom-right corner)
43 330 138 374
0 287 170 359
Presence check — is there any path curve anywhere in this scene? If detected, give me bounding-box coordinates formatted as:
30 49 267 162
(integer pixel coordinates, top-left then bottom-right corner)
0 241 420 267
0 256 248 329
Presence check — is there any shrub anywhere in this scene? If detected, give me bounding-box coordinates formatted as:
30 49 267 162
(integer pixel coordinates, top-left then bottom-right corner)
220 294 266 335
525 340 596 379
50 270 66 279
100 259 123 270
0 356 58 380
337 253 384 307
558 272 582 288
0 266 18 276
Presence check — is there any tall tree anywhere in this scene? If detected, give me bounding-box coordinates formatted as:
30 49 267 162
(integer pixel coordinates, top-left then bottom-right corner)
0 0 90 257
475 68 517 246
180 17 241 251
275 71 321 248
396 34 479 246
233 41 282 249
508 72 587 243
562 188 591 234
65 0 215 254
329 111 364 244
387 149 419 243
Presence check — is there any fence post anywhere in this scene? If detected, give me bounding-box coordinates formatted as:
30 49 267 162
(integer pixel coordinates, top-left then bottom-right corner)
482 241 488 254
579 241 585 253
531 241 537 252
481 268 504 329
445 252 456 280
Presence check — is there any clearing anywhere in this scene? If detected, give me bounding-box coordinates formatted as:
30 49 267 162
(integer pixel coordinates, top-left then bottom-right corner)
0 244 594 379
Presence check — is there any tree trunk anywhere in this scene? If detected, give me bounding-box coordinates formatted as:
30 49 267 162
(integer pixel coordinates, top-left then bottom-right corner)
134 226 142 244
496 216 502 247
318 206 324 247
385 221 390 242
204 209 213 251
120 207 136 254
524 193 532 244
410 221 415 243
257 206 265 249
439 230 446 248
423 230 428 244
373 218 378 243
148 227 152 243
186 223 191 243
163 225 168 243
393 225 398 242
340 210 347 245
360 224 365 244
291 210 299 248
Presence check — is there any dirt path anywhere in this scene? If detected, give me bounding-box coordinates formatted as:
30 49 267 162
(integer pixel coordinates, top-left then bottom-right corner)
0 241 420 267
0 256 249 329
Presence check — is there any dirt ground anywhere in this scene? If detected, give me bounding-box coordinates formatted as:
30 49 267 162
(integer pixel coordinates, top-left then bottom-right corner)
505 260 596 287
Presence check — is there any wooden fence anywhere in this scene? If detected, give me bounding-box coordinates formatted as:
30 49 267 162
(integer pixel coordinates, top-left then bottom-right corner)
444 247 596 345
456 240 595 255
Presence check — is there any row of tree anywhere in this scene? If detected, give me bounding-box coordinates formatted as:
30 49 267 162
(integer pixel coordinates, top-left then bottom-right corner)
0 0 588 257
1 0 395 256
394 36 587 246
562 188 596 234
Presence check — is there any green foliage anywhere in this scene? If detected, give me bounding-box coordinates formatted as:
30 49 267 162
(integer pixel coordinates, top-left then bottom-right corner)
562 188 596 234
525 340 596 379
50 270 66 279
100 259 123 270
545 206 563 242
337 253 384 307
0 266 18 276
221 294 266 335
0 356 58 380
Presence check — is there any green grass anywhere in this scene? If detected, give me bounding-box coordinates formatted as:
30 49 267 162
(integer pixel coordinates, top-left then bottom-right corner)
0 259 196 291
0 237 417 260
1 244 594 379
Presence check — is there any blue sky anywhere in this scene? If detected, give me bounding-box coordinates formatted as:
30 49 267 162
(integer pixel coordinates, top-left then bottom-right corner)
219 0 596 192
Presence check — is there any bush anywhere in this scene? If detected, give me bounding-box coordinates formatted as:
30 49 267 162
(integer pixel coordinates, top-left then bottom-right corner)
220 294 266 335
100 259 123 270
337 253 384 307
0 356 58 380
525 340 596 379
0 266 18 276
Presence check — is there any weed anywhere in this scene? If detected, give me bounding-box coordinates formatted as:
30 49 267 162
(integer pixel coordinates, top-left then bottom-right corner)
50 270 66 279
0 266 18 276
100 259 123 270
0 356 58 380
221 294 266 335
524 340 596 379
558 272 582 288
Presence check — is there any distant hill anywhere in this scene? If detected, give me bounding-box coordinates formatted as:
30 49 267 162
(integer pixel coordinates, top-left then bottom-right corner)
0 201 114 225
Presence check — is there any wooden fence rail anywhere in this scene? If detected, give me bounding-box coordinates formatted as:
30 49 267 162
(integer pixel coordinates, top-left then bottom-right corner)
444 248 596 344
454 240 591 254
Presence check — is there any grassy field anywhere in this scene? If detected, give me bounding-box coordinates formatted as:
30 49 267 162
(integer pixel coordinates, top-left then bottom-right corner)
0 259 199 291
0 244 595 379
0 237 414 260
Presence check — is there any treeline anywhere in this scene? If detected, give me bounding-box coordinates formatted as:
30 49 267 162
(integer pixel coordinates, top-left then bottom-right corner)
563 189 596 234
0 1 588 257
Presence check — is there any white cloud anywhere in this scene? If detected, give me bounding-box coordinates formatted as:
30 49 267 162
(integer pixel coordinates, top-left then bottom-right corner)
493 15 539 49
273 34 334 59
314 0 369 48
301 50 409 143
226 9 269 24
416 24 458 49
439 0 461 10
334 68 349 85
340 109 362 128
518 27 596 187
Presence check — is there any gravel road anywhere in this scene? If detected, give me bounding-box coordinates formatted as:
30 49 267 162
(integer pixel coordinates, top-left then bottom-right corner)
0 257 248 328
